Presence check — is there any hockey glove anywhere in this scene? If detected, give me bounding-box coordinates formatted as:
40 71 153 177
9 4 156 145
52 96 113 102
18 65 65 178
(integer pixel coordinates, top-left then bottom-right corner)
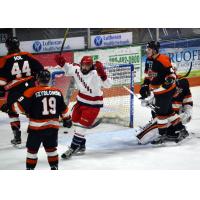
139 85 150 99
95 61 107 81
63 116 72 128
55 55 66 67
0 86 6 98
0 90 5 98
0 103 9 113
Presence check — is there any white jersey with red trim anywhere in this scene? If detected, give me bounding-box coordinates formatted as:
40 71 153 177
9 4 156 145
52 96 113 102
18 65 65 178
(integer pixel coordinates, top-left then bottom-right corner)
63 63 112 107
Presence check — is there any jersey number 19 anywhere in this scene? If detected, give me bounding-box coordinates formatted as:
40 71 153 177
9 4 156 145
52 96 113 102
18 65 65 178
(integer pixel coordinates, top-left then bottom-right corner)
42 97 56 115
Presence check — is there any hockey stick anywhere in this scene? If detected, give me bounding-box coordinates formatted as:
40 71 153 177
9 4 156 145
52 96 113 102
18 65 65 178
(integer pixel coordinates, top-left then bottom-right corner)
178 62 192 79
60 28 70 55
123 85 159 111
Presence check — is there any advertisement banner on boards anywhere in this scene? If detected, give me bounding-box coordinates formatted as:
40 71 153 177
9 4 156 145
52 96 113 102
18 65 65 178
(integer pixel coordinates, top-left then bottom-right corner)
0 36 85 56
74 46 141 83
141 46 200 79
91 32 132 48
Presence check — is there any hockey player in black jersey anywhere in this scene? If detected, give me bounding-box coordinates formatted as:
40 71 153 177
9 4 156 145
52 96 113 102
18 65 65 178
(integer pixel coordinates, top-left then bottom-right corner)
136 75 192 144
11 69 70 170
139 41 188 144
0 36 44 145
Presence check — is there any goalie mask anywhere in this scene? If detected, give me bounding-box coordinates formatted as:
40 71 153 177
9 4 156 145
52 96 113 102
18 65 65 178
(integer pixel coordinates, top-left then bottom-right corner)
80 56 94 75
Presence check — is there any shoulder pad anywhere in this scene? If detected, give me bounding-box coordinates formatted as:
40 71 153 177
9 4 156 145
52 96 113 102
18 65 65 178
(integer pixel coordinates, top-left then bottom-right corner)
156 54 172 68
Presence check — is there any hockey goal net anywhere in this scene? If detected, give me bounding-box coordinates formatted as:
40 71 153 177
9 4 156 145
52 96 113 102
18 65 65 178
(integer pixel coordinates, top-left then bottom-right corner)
49 64 134 127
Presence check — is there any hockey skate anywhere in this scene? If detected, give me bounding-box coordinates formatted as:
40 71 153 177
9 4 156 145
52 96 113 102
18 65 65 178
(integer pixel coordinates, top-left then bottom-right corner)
61 145 86 159
174 127 189 143
51 165 58 170
11 130 21 145
61 147 76 159
151 134 168 145
151 127 189 145
76 145 86 155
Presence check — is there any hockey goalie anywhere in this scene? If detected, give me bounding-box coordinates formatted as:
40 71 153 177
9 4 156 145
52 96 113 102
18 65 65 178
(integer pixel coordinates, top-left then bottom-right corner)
136 76 193 145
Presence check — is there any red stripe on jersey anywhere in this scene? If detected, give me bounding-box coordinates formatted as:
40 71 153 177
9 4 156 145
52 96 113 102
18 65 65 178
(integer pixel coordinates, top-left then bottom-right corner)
28 124 60 130
172 101 182 105
153 83 176 95
4 76 33 90
17 102 25 113
184 94 192 99
29 118 59 123
78 92 103 101
172 108 180 112
0 77 7 82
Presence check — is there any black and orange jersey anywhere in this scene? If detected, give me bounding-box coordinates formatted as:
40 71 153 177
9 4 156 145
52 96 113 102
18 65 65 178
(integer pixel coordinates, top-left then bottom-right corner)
12 86 69 132
0 52 44 90
144 54 176 94
144 54 173 85
172 78 193 113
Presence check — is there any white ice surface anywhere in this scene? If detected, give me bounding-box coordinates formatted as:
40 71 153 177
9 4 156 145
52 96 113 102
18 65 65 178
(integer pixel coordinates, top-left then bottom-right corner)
0 86 200 170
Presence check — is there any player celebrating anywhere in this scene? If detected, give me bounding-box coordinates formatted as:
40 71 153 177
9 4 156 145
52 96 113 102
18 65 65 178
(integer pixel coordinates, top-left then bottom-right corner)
0 36 44 145
11 69 70 170
139 41 188 144
55 55 112 159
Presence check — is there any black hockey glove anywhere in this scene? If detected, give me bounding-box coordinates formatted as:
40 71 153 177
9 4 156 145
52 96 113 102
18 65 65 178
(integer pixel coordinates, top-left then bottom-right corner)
0 91 5 98
63 117 72 128
0 86 6 98
0 103 9 113
139 85 150 99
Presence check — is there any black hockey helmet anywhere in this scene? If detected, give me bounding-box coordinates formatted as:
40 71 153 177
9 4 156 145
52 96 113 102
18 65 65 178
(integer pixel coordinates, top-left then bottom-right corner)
146 41 160 52
5 36 20 51
37 69 51 84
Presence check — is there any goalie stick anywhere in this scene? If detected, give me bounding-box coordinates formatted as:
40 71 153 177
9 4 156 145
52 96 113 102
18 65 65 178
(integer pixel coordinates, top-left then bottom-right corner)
123 85 159 111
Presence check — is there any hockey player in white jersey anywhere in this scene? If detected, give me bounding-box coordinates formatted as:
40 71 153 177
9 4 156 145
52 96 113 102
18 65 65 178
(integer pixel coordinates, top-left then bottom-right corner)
55 55 112 159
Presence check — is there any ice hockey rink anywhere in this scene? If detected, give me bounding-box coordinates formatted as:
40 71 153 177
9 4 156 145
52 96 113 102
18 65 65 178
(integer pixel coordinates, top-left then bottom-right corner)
0 86 199 170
